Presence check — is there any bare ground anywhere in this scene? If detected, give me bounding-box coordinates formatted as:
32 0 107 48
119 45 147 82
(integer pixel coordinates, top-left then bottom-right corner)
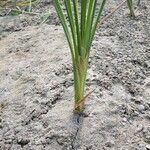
0 0 150 150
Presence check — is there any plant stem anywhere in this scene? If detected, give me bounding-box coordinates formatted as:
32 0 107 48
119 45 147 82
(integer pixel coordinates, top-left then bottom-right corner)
127 0 135 17
73 58 88 113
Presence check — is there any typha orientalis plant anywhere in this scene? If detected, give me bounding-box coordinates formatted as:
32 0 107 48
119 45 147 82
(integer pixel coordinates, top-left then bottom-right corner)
53 0 135 113
53 0 106 113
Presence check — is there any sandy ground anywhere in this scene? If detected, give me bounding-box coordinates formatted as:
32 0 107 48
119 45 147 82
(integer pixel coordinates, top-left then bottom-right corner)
0 0 150 150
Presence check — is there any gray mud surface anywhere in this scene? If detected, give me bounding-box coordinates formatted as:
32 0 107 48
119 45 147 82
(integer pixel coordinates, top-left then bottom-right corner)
0 0 150 150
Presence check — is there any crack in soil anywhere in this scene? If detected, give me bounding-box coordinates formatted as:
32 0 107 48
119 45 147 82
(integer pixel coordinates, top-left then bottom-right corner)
71 113 84 150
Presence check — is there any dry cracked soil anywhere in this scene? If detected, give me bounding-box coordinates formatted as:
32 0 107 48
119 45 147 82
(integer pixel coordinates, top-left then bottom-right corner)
0 0 150 150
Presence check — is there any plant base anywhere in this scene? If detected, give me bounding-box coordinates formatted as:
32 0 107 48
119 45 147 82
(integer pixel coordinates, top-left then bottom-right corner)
73 103 85 114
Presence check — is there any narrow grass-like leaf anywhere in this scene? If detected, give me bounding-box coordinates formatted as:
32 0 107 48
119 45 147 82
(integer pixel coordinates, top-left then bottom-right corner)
72 0 81 57
53 0 75 61
64 1 78 60
84 0 97 56
127 0 135 17
86 0 106 55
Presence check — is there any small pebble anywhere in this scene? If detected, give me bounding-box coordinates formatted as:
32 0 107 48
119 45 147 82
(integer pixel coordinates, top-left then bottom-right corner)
145 112 150 120
105 140 115 147
144 61 150 68
136 124 143 132
135 99 142 104
122 117 127 122
137 105 145 112
146 144 150 150
144 104 150 110
131 97 142 104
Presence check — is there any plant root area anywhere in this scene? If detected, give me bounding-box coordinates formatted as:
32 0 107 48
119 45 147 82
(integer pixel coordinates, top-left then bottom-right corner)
0 0 150 150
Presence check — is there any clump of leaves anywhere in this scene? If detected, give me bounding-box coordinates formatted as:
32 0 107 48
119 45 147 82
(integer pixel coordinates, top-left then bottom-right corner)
53 0 106 113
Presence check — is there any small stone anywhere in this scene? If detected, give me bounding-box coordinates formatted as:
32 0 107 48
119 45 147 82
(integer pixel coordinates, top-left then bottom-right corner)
138 143 145 148
135 99 142 104
105 141 115 147
129 119 133 124
14 126 22 134
144 104 149 110
34 124 43 131
144 61 150 68
17 138 30 147
131 97 141 104
146 145 150 150
131 97 136 101
136 124 144 132
109 91 113 95
145 112 150 120
122 117 127 122
137 105 145 112
103 146 115 150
